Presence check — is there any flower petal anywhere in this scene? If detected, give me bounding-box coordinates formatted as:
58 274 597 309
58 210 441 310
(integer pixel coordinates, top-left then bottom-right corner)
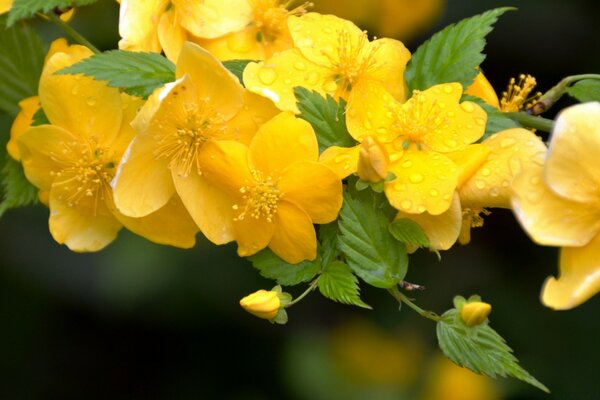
446 143 490 188
196 26 265 61
118 0 167 52
112 133 175 217
545 102 600 204
172 171 235 245
172 0 251 39
269 200 317 263
279 161 343 224
511 163 600 247
465 71 500 108
233 214 275 258
8 96 39 160
249 112 318 176
386 150 458 215
225 90 279 145
48 191 122 252
198 139 253 198
362 38 411 102
542 234 600 310
157 8 187 62
319 145 360 179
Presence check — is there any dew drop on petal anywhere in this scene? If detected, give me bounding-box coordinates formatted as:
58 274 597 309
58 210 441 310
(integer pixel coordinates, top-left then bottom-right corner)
258 67 277 85
475 179 486 190
460 102 475 113
401 199 412 210
409 173 424 184
500 137 517 148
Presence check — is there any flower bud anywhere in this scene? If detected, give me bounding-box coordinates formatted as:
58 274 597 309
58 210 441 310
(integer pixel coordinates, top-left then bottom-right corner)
240 289 281 320
357 136 389 183
460 301 492 327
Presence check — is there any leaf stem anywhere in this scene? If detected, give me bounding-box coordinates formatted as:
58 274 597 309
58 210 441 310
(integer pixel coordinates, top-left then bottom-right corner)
388 286 442 322
286 278 320 307
41 13 100 54
505 112 555 133
529 73 600 115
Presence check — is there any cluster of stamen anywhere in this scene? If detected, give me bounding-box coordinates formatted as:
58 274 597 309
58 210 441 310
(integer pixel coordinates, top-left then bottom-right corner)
393 91 448 149
331 31 379 97
252 0 311 43
500 74 541 112
233 170 283 222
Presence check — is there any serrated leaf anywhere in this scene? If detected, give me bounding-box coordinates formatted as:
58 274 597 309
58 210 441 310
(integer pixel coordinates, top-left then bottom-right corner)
248 248 320 286
0 156 39 217
294 87 356 153
338 184 408 288
389 218 431 248
318 261 371 309
223 59 254 85
318 222 340 267
0 16 45 116
7 0 98 26
405 8 513 92
437 309 549 393
462 95 521 140
567 79 600 102
57 50 176 99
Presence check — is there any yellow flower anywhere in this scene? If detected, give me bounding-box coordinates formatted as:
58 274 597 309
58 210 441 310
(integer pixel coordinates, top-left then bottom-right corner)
18 45 198 251
356 136 389 183
460 301 492 327
197 112 343 263
118 0 252 60
243 12 411 112
465 71 500 108
112 42 277 245
512 102 600 309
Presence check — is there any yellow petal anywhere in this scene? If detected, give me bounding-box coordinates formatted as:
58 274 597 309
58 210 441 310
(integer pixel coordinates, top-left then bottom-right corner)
172 0 251 39
279 161 342 224
45 38 71 64
269 200 317 263
114 195 198 249
233 213 276 258
112 133 175 217
542 233 600 310
7 96 39 160
395 193 462 250
249 112 318 176
243 49 333 113
176 42 244 120
118 0 167 52
361 38 411 102
319 145 360 179
347 80 400 143
196 26 265 61
545 102 600 204
461 128 547 209
157 8 187 62
48 191 122 252
18 125 77 191
446 143 490 188
0 0 11 14
511 163 600 247
465 72 500 108
109 93 146 155
386 150 458 215
172 172 235 245
198 140 253 199
225 90 279 145
41 48 123 147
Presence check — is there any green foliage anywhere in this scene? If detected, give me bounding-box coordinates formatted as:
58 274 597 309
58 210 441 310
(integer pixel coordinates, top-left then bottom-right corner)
389 218 431 248
57 50 176 99
0 157 39 217
318 261 371 309
0 15 45 116
223 59 254 85
405 8 513 92
7 0 98 26
338 185 408 288
31 107 49 125
463 95 522 140
248 249 321 287
294 87 356 153
567 79 600 102
437 308 549 393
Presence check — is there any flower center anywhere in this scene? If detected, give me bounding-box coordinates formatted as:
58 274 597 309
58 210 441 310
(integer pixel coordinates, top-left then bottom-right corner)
500 74 540 113
252 0 310 44
393 90 449 149
332 31 379 97
233 170 282 222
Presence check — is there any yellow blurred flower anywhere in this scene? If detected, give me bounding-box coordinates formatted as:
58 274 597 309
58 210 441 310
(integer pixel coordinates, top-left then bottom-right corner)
244 12 411 112
512 102 600 309
197 112 343 263
0 0 11 14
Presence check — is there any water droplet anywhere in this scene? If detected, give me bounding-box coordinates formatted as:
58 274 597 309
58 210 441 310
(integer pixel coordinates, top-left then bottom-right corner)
481 168 491 177
306 71 319 85
324 81 337 92
293 61 307 71
417 205 426 213
460 102 475 113
86 97 97 106
444 138 457 148
334 154 350 163
401 199 412 210
389 153 402 162
429 189 439 197
475 117 486 126
258 67 277 85
500 137 517 148
529 175 540 185
71 85 79 95
489 187 500 197
501 179 510 188
443 84 454 94
409 173 424 184
401 160 413 168
475 179 486 189
363 120 373 129
323 27 333 34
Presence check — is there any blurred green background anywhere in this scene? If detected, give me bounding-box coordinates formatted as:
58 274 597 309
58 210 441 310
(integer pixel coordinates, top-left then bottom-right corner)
1 0 599 398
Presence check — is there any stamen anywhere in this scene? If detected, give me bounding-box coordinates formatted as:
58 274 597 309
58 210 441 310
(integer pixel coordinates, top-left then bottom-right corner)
500 74 541 112
393 90 449 146
233 170 283 223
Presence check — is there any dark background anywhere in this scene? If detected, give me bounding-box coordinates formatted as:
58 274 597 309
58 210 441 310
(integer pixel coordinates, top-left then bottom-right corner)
1 0 599 398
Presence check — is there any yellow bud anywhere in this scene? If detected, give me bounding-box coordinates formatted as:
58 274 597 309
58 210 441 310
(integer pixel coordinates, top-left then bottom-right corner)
357 136 389 183
460 301 492 327
239 289 281 320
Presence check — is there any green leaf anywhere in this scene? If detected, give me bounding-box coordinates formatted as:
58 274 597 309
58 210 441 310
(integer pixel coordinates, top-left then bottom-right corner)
57 50 176 99
389 218 431 248
223 59 254 85
31 107 49 126
248 248 320 286
318 261 371 309
405 7 513 92
462 95 521 140
0 156 38 217
318 222 341 267
294 87 356 153
567 79 600 102
437 308 549 393
338 184 408 288
0 15 45 116
7 0 98 26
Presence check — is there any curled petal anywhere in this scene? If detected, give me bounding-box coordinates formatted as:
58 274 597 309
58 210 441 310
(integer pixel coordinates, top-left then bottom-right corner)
157 8 187 62
7 96 39 160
